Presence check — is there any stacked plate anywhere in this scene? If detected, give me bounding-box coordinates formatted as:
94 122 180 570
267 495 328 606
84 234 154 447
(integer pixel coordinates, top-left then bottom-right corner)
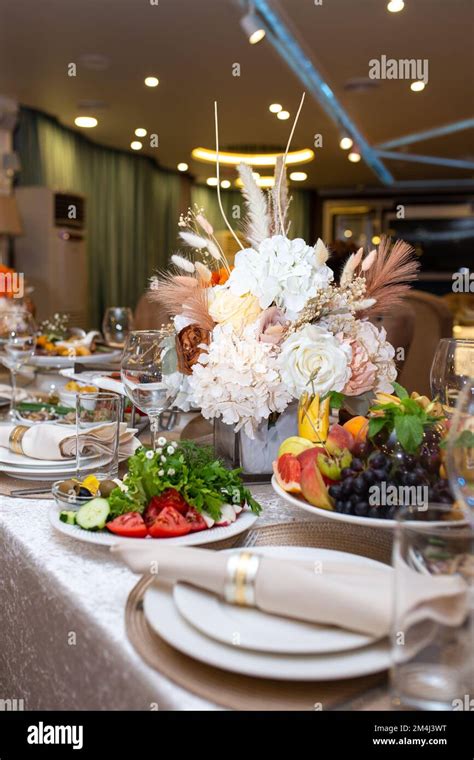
0 447 103 481
143 546 391 681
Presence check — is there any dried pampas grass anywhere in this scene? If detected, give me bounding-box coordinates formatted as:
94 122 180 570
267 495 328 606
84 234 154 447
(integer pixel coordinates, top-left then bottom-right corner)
149 273 215 331
237 162 270 247
362 237 419 316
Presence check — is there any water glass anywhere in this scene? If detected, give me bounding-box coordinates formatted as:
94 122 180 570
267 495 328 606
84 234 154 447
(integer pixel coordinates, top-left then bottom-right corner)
76 392 123 480
0 308 36 420
430 338 474 412
391 505 473 710
102 306 134 348
446 380 474 515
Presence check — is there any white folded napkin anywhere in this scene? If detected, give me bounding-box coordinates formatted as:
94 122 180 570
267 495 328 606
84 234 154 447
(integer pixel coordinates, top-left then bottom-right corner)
112 544 468 638
0 422 140 460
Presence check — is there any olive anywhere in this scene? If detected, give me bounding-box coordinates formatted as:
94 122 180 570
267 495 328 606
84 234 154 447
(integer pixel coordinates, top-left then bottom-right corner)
58 479 76 495
98 480 117 498
78 487 92 498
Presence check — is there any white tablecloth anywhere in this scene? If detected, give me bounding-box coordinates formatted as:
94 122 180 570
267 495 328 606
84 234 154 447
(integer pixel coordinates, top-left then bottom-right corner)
0 486 314 710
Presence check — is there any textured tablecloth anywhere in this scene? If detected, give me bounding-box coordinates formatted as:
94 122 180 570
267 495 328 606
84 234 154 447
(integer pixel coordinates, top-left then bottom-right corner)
0 485 316 711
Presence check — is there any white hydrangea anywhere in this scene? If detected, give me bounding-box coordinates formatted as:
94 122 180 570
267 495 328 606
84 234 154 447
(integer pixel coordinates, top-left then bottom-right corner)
226 235 333 320
188 323 291 438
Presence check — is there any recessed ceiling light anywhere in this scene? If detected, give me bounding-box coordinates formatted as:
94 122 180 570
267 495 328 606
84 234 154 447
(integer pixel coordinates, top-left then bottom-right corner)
344 229 352 238
410 81 425 92
191 147 314 167
144 76 159 88
240 11 266 45
220 180 231 189
372 235 381 245
74 116 98 128
269 103 282 113
339 136 353 150
177 162 189 172
135 128 147 137
348 151 361 163
277 110 290 120
387 0 404 12
206 177 218 186
130 141 142 150
289 171 307 181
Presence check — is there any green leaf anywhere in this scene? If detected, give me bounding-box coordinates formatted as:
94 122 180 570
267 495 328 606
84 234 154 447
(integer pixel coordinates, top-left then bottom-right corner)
368 417 388 440
392 382 409 400
394 415 424 454
401 397 424 415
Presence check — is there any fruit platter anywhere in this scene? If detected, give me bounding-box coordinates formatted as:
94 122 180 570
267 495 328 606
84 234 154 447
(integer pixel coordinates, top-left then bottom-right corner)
272 384 464 528
49 440 260 545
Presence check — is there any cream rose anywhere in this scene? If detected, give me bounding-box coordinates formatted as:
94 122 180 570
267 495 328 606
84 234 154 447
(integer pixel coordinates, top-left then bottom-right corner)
278 324 352 399
208 288 261 330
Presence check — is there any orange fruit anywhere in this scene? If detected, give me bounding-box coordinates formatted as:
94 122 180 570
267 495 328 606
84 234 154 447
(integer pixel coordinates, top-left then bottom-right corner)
342 416 369 442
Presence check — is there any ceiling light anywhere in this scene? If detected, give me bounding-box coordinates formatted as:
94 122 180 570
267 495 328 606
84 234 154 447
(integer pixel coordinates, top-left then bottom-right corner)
206 177 218 186
135 128 147 137
387 0 404 11
269 103 282 113
74 116 97 128
277 110 290 120
240 11 266 45
348 150 361 163
410 81 425 92
191 147 314 167
220 179 231 189
144 76 159 87
371 235 381 245
236 176 274 188
177 162 188 172
289 171 307 181
339 136 353 150
343 229 352 238
130 141 142 150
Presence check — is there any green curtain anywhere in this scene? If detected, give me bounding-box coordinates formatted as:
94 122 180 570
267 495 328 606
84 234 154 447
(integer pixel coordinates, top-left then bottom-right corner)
191 184 311 242
15 107 182 326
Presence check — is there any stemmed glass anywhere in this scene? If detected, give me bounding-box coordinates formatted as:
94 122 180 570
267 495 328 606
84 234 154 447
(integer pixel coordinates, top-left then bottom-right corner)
446 380 474 519
430 338 474 413
102 306 134 348
121 329 182 450
0 308 37 420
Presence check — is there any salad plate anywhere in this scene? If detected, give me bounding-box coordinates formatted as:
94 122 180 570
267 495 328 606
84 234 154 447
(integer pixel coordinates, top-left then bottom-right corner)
174 546 382 654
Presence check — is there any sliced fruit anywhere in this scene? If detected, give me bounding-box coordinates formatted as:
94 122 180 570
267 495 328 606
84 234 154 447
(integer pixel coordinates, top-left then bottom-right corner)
148 506 191 538
342 416 369 446
277 436 313 458
106 512 148 538
296 446 325 470
185 507 207 533
300 462 333 510
298 393 330 444
272 453 302 494
326 423 354 455
143 489 189 526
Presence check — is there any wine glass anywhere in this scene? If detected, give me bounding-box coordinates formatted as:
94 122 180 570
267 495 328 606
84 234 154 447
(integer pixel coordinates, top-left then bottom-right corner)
102 306 134 348
0 308 37 420
430 338 474 413
446 380 474 518
121 329 182 450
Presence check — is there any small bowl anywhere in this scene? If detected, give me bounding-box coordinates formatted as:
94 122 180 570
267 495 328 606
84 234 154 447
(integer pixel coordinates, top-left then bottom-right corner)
52 480 94 510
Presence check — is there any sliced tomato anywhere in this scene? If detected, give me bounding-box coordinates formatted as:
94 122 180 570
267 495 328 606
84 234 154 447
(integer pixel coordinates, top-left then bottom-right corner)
148 506 191 538
106 512 148 538
185 507 207 533
143 489 188 526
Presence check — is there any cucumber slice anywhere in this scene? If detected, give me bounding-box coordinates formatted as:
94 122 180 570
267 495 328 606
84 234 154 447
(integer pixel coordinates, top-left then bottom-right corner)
59 510 77 525
75 498 110 531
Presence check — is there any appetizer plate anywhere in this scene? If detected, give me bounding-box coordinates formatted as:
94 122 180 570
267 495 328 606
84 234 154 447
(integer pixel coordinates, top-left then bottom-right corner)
174 546 383 654
48 505 258 547
144 546 390 681
28 349 122 369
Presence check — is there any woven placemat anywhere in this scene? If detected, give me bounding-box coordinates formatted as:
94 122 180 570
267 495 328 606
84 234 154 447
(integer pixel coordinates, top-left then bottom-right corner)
126 521 392 710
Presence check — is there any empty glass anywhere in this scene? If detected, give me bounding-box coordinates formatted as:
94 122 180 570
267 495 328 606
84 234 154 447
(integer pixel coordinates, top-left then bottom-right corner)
0 308 36 420
391 505 473 710
102 306 134 348
446 381 474 515
76 392 123 480
430 338 474 413
121 329 181 450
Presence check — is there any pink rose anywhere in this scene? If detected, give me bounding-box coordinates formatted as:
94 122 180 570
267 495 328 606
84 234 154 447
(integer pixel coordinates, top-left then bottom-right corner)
258 306 288 345
342 337 378 396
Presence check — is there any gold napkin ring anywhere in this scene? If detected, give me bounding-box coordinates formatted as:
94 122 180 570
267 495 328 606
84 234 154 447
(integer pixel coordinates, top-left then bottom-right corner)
8 425 29 455
224 551 260 606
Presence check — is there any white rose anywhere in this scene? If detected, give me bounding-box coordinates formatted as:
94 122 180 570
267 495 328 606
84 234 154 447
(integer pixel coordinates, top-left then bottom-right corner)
278 324 352 399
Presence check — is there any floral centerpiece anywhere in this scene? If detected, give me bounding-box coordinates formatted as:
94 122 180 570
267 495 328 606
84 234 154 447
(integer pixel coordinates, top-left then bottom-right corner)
149 118 418 474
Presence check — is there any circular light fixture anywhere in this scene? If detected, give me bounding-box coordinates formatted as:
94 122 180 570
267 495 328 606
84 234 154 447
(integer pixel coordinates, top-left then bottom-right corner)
277 110 290 120
339 136 353 150
240 11 266 45
236 176 274 189
343 229 352 238
206 177 218 186
177 162 189 172
135 128 147 137
348 150 361 163
220 179 231 189
191 147 314 167
387 0 404 11
130 141 143 150
371 235 381 245
74 116 98 128
144 76 159 87
410 81 425 92
289 171 307 181
269 103 282 113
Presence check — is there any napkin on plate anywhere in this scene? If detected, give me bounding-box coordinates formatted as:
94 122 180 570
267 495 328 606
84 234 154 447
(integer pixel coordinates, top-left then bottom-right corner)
0 422 140 460
112 544 468 638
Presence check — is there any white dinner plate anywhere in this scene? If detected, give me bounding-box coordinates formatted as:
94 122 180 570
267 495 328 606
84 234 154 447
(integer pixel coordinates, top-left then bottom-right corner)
28 350 122 369
0 448 97 468
144 545 390 681
174 546 383 654
49 504 258 546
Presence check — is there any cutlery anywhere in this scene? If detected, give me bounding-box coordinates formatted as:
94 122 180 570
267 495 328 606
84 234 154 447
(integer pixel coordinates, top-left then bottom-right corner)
9 486 53 497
